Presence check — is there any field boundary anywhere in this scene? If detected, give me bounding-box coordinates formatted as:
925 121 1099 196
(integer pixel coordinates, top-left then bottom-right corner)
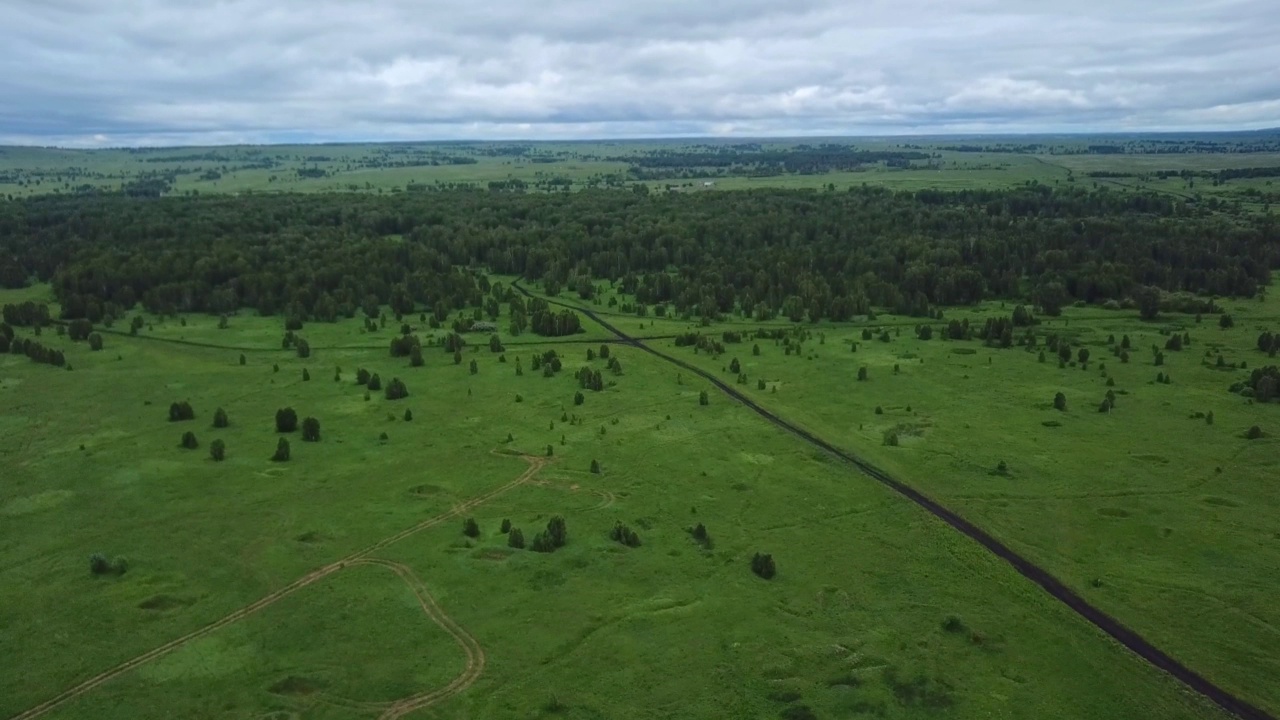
9 452 546 720
513 279 1275 720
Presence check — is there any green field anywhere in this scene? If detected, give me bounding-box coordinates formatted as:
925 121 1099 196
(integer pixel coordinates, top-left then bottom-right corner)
2 273 1277 719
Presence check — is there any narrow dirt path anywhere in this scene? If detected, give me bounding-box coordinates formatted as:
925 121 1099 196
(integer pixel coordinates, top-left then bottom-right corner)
10 453 545 720
513 280 1275 720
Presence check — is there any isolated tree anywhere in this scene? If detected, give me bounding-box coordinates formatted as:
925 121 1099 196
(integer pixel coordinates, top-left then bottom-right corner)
1137 286 1161 320
729 358 741 373
275 407 298 433
409 344 424 367
590 459 601 474
88 332 103 351
751 552 777 580
699 390 709 405
1077 348 1090 365
295 338 311 358
368 373 382 391
463 517 480 538
500 518 512 534
1053 392 1067 411
210 439 226 461
356 368 371 385
508 527 526 549
213 407 229 428
453 349 463 365
690 522 711 547
301 417 321 442
469 358 479 375
180 431 199 450
1121 335 1132 350
574 391 585 406
272 438 291 462
302 368 311 381
403 408 413 421
857 366 868 381
1220 314 1235 329
1245 425 1264 440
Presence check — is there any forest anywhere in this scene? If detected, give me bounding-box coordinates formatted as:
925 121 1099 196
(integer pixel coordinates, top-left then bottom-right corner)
0 185 1274 328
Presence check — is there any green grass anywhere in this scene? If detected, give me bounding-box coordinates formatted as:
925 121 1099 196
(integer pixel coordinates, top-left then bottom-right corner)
0 288 1238 719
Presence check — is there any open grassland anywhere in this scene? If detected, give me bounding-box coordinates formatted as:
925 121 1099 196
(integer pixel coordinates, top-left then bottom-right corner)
539 281 1280 715
0 284 1241 720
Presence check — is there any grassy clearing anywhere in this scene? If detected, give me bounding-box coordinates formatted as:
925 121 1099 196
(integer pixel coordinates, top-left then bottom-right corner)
0 289 1231 719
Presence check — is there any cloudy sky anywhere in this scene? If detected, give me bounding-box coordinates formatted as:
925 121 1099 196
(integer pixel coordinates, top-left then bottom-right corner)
2 0 1278 146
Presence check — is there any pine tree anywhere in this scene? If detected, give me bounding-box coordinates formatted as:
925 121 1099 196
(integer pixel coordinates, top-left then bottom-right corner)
272 438 291 462
213 407 229 428
463 517 480 538
751 552 777 579
1053 392 1067 411
404 408 413 421
180 431 199 449
275 407 298 433
590 459 601 474
210 439 226 461
508 527 525 549
500 518 512 534
302 368 311 381
302 417 321 442
699 390 709 405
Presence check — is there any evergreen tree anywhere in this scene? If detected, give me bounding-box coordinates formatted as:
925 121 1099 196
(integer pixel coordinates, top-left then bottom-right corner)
213 407 229 428
404 408 413 421
275 407 298 433
546 515 568 548
751 552 777 579
469 358 479 375
508 527 525 549
1053 392 1067 411
463 517 480 538
272 438 291 462
210 439 226 461
180 431 199 449
409 344 424 367
301 417 321 442
590 459 601 474
368 373 382 391
699 390 710 405
302 368 311 381
88 332 103 351
500 518 512 533
857 366 868 381
575 391 585 406
385 377 410 400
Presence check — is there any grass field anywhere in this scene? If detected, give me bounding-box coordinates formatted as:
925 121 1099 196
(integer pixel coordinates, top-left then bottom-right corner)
1 277 1262 719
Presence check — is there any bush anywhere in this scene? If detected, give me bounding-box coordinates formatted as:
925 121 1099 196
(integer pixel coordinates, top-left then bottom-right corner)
874 406 883 415
751 552 777 579
276 407 298 433
1246 425 1264 440
463 517 480 538
610 521 642 547
302 417 321 442
210 439 226 461
272 438 291 462
508 527 525 549
180 431 199 449
942 614 966 633
89 553 111 575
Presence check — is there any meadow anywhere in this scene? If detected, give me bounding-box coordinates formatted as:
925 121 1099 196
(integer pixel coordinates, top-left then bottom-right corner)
0 279 1260 719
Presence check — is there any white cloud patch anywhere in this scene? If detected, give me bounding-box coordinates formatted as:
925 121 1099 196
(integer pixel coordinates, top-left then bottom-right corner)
0 0 1277 145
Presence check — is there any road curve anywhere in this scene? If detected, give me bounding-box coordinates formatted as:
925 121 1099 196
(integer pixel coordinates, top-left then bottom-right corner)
513 279 1274 720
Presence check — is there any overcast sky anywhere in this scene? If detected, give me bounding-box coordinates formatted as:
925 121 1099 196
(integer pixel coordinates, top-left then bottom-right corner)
2 0 1278 146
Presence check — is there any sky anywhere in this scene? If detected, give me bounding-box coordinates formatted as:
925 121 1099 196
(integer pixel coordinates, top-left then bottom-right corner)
2 0 1278 147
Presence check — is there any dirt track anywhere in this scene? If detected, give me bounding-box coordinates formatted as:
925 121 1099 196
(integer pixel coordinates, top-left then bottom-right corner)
10 453 545 720
513 280 1276 720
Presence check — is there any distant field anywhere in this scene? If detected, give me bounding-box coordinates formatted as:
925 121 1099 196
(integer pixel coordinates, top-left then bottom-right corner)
2 135 1277 202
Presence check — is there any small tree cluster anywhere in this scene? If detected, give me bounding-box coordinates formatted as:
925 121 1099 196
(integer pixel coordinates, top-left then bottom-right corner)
610 521 641 547
531 515 568 553
385 377 410 400
508 527 526 549
89 553 128 576
169 401 195 422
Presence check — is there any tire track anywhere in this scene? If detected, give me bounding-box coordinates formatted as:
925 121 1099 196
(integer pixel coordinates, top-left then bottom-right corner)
513 279 1275 720
9 453 545 720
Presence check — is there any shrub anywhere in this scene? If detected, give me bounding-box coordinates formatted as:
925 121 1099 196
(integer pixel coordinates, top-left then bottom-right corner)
508 527 525 549
180 431 199 449
272 438 291 462
610 521 642 547
689 522 712 548
1245 425 1264 440
942 614 966 633
751 552 777 579
210 439 226 461
463 517 480 538
89 553 112 575
301 417 321 442
275 407 298 433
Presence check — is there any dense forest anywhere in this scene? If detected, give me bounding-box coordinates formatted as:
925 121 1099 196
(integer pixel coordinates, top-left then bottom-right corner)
0 185 1274 327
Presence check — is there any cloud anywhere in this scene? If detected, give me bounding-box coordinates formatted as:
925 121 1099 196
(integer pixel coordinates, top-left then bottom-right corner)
1 0 1277 145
